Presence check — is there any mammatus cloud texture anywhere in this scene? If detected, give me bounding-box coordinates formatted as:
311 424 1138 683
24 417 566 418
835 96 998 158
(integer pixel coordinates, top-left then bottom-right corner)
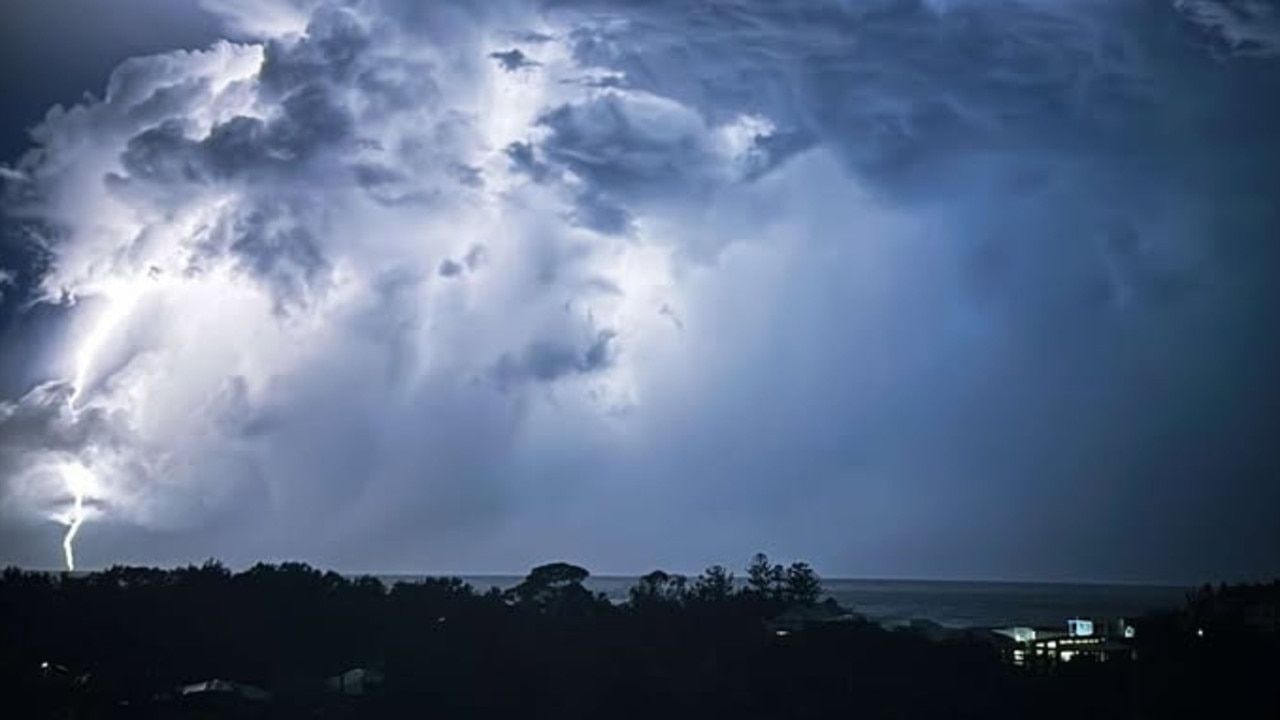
0 0 1278 581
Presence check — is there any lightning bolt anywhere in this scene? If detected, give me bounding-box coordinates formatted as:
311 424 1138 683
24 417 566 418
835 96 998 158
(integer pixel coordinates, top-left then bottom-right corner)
59 462 94 572
57 281 144 571
62 483 86 571
68 282 143 410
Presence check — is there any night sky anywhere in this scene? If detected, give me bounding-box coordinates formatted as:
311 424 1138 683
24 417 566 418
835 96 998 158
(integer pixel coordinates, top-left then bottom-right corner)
1 0 1278 583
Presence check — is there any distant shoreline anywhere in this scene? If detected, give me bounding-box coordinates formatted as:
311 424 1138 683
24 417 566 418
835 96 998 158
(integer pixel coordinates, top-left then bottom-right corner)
14 566 1184 630
10 567 1192 590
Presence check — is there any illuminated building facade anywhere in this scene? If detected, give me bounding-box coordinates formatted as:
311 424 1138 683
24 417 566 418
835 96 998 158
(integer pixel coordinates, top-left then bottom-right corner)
994 617 1138 667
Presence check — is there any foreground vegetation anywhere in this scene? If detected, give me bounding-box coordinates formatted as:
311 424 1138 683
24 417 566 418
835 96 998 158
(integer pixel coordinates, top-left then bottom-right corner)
3 556 1277 719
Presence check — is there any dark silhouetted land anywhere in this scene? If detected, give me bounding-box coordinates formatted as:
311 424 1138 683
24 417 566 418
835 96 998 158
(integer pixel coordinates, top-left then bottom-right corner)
4 555 1277 719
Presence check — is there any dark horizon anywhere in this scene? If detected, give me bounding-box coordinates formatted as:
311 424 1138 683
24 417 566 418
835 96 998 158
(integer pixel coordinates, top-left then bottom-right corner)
1 559 1212 591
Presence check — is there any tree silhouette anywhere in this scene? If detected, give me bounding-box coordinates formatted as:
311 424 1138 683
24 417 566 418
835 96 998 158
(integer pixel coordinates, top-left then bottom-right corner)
507 561 602 615
630 569 689 610
693 564 736 603
783 562 823 606
746 553 782 601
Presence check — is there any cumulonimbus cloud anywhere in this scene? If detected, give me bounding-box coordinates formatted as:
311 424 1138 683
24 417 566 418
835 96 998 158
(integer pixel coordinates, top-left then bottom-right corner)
0 0 785 569
1 0 1277 580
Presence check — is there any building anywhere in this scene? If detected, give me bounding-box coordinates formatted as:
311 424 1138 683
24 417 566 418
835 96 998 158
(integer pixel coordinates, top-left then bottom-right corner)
177 679 270 702
327 667 385 696
994 617 1137 667
160 679 271 720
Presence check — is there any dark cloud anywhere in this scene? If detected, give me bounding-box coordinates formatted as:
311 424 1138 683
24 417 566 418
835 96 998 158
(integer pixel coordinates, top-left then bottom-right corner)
491 329 616 390
463 244 487 271
742 128 817 180
103 8 375 194
450 163 484 188
354 62 441 116
489 48 540 71
118 120 206 184
116 96 352 188
352 162 405 189
259 5 370 93
217 202 332 312
438 259 464 277
568 191 632 235
505 141 552 182
270 83 355 158
528 0 1279 580
0 382 106 461
536 94 701 196
203 117 275 176
506 30 555 44
431 246 487 281
529 90 774 232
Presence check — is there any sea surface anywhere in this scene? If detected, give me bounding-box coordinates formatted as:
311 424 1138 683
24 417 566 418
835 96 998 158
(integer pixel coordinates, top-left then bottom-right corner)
382 576 1188 630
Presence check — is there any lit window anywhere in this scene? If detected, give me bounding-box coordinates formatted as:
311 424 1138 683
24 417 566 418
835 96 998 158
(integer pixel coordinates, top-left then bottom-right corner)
1068 619 1094 637
1060 651 1075 662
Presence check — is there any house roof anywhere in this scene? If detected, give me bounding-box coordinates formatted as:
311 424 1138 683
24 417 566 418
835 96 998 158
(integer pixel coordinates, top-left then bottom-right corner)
178 679 270 702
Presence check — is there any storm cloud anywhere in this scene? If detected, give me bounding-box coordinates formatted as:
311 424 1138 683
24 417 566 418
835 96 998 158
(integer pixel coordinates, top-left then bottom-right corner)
0 0 1277 582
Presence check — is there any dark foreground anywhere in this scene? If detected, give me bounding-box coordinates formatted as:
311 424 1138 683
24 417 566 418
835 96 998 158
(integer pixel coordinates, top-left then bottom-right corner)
3 558 1277 719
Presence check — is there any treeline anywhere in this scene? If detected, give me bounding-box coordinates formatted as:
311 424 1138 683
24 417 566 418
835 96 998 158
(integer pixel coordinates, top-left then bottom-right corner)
1183 580 1280 635
2 558 1277 720
1 554 828 692
2 554 1008 718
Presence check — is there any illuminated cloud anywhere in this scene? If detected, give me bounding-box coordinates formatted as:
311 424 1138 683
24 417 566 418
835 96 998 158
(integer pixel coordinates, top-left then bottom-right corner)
0 0 1277 580
0 0 739 568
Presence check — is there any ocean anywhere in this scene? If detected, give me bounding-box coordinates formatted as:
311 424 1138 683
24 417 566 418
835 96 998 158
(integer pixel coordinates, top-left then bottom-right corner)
385 576 1189 630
